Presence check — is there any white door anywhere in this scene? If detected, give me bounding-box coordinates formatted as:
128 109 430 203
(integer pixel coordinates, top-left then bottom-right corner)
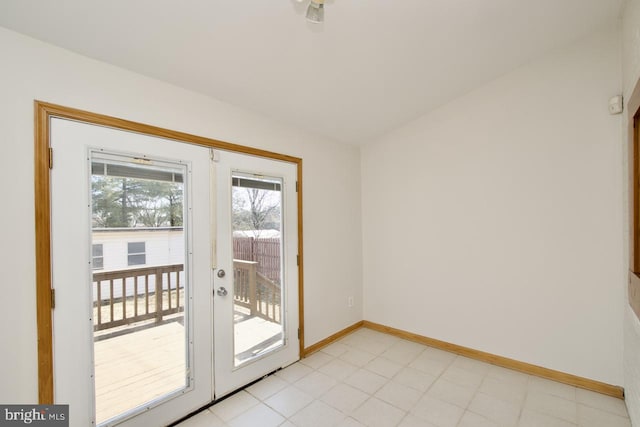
50 118 213 427
212 150 299 397
49 118 299 426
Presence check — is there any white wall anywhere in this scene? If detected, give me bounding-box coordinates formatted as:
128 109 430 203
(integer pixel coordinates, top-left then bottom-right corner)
622 0 640 423
362 27 624 385
0 27 363 403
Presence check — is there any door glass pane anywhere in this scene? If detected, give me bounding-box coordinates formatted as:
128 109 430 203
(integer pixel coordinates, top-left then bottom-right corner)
231 173 284 367
91 153 190 425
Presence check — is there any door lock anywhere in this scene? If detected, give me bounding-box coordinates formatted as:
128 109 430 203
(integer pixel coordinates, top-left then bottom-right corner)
217 269 226 278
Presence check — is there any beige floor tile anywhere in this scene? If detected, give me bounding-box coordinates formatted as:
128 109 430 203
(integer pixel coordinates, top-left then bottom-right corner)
397 413 439 427
468 392 521 426
352 397 407 427
335 416 367 427
409 352 452 376
294 371 338 398
318 358 360 381
177 329 631 427
421 347 458 364
575 388 629 417
227 403 284 427
524 391 577 424
374 380 422 411
210 391 259 422
518 408 576 427
479 376 528 406
459 411 500 427
365 356 404 378
275 362 314 383
177 410 226 427
321 383 369 415
344 368 388 394
426 378 478 409
339 347 377 367
393 366 438 392
379 340 425 365
264 385 313 417
321 342 350 358
411 395 465 427
442 365 486 389
577 404 631 427
246 374 288 400
486 366 529 387
342 334 392 355
450 356 492 375
352 329 400 346
526 377 576 401
299 351 335 370
289 400 346 427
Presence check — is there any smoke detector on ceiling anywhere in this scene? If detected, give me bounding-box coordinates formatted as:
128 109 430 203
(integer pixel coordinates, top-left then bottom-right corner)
296 0 325 23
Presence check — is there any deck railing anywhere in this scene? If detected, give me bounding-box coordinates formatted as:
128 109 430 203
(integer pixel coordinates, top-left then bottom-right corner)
92 261 281 333
92 264 184 331
233 260 281 324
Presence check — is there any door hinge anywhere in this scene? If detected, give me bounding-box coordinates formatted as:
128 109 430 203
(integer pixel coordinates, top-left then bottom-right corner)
297 328 300 339
297 255 299 266
50 288 55 309
296 181 299 192
48 147 53 169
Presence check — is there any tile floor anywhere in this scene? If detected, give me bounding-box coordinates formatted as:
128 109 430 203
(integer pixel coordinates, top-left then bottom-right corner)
177 328 632 427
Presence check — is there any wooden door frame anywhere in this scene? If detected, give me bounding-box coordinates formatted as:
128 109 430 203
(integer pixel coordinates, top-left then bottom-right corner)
629 80 640 321
34 100 305 403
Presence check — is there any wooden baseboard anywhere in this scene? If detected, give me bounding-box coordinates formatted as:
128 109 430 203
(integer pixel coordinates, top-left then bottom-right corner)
302 321 364 357
362 321 624 399
301 320 624 399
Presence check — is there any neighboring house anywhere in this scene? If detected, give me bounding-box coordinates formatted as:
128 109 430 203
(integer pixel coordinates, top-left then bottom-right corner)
91 227 281 271
91 227 281 300
92 227 185 271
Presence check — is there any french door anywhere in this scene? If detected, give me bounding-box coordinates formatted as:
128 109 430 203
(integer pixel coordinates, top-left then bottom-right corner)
212 150 299 397
49 117 299 427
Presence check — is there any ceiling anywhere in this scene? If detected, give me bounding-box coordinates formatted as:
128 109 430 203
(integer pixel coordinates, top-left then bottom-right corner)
0 0 624 144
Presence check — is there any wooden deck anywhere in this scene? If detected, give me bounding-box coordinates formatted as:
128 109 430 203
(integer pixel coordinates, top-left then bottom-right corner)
233 305 283 365
94 307 282 424
94 322 186 424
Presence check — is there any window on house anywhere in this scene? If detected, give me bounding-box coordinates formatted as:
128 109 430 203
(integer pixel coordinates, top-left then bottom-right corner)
127 242 146 266
92 244 104 270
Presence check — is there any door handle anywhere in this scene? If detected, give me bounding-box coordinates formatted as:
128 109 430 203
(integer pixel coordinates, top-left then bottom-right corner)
216 287 228 297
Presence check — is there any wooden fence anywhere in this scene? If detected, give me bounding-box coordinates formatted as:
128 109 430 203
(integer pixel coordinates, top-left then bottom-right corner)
233 237 281 283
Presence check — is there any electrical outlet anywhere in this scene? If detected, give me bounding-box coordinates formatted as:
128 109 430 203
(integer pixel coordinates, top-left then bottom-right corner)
348 296 354 307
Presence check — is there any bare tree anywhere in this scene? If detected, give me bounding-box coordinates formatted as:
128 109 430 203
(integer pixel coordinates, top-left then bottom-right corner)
247 188 278 230
232 187 280 234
